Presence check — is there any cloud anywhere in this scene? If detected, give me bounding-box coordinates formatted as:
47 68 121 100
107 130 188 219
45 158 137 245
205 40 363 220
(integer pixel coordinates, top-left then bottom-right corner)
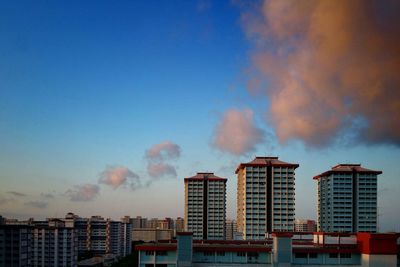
99 166 140 190
41 193 54 198
66 184 100 202
145 141 181 161
7 191 26 197
241 0 400 146
211 109 265 155
24 201 47 209
147 162 177 178
0 196 13 205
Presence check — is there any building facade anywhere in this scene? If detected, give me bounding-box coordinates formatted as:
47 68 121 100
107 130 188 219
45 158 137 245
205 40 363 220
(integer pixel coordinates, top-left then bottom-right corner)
0 225 33 267
184 172 227 240
64 213 132 257
225 219 238 240
294 219 317 232
136 232 400 267
314 164 381 233
236 156 298 240
32 219 78 267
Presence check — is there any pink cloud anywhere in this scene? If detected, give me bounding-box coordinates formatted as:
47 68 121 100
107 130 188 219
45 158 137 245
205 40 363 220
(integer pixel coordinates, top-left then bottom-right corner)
99 166 140 189
147 162 177 178
145 141 181 161
212 109 264 155
66 184 100 202
241 0 400 146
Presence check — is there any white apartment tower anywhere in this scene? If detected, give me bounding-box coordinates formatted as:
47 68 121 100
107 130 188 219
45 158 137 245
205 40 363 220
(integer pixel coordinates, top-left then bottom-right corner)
314 164 381 233
184 172 227 240
236 156 298 240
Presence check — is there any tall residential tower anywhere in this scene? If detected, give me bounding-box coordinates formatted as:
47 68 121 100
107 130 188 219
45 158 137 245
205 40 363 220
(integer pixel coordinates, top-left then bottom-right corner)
236 156 298 240
184 172 226 240
314 164 381 233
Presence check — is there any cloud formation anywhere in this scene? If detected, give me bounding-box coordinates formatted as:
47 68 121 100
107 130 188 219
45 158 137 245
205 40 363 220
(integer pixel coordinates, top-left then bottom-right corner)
212 109 264 155
242 0 400 146
41 193 54 198
25 201 47 209
7 191 26 197
147 162 177 178
99 166 140 190
0 196 13 205
66 184 100 202
145 141 181 161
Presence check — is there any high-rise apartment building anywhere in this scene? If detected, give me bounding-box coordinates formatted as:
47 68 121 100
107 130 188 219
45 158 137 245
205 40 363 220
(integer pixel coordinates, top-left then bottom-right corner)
184 172 227 240
236 156 298 240
130 216 148 229
0 225 33 267
32 219 78 267
64 214 132 257
314 164 381 233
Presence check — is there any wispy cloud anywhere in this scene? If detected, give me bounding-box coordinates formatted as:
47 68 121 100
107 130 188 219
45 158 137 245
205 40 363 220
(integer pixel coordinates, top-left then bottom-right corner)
7 191 26 197
41 193 54 199
66 184 100 202
211 109 264 155
25 201 47 209
0 196 13 206
147 162 177 178
145 141 181 161
241 0 400 146
98 166 141 190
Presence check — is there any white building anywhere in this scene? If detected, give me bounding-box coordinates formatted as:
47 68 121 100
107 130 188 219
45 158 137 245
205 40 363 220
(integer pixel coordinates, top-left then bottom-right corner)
314 164 381 232
236 156 298 240
184 172 227 240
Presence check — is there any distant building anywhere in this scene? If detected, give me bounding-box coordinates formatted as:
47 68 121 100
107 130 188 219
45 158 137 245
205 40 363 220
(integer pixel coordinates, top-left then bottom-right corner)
236 156 298 240
175 217 184 233
225 219 238 240
130 216 148 229
147 218 159 229
314 164 381 233
132 228 173 242
294 219 317 232
63 213 131 257
184 172 227 240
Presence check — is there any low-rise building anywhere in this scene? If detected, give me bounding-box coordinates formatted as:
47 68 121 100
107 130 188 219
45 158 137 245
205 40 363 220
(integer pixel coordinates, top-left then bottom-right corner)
136 232 400 266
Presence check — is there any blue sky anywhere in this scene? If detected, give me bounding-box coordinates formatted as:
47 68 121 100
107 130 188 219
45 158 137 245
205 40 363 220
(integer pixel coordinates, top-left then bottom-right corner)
1 0 399 232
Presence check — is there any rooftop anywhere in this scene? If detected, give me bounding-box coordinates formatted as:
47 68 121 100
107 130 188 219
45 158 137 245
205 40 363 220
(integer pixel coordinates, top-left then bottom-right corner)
184 172 227 182
235 156 299 173
314 164 382 180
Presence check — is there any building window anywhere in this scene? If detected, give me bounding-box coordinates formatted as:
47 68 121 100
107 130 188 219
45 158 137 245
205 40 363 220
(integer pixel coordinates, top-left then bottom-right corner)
309 253 318 258
237 252 246 257
329 253 338 258
145 251 154 256
156 251 167 256
247 252 259 258
203 251 213 256
340 253 351 258
295 253 307 258
217 251 225 256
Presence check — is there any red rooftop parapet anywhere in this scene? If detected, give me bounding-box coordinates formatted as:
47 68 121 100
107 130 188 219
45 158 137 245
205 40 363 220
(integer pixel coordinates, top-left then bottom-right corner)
357 233 398 255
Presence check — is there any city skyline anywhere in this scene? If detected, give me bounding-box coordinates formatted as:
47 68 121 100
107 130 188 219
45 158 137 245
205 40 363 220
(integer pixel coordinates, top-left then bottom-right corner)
1 0 400 233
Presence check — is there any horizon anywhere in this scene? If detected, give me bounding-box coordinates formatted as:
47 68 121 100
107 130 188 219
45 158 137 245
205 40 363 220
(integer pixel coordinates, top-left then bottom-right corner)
1 0 400 232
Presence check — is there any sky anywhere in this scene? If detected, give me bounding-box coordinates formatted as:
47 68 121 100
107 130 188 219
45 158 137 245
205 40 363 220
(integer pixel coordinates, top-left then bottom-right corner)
1 0 399 232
